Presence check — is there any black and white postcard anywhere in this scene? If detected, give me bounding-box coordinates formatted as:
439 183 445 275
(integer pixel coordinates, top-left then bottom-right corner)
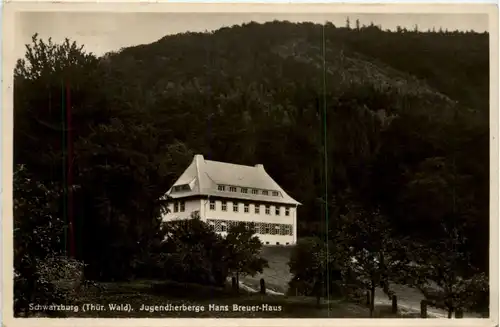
2 2 499 326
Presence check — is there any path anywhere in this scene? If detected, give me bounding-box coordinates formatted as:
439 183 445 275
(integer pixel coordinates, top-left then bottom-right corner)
239 281 479 318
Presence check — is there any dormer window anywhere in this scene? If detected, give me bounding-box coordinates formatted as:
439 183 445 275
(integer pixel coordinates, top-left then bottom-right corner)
230 186 237 192
262 190 269 196
173 184 190 192
272 191 279 196
218 185 225 191
241 188 248 194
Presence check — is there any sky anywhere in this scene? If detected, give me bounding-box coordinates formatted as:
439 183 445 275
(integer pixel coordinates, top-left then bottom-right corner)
15 12 490 59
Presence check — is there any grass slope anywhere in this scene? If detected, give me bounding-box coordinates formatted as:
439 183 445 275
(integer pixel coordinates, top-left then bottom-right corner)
241 246 294 294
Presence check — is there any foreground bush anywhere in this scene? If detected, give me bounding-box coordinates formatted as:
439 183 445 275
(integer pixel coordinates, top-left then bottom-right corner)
135 212 229 286
14 256 85 317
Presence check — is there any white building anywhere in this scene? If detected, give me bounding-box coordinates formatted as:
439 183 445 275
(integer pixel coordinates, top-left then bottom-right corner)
162 154 300 245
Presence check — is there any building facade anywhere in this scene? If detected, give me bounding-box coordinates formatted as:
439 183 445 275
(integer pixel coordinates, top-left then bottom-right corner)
162 154 300 245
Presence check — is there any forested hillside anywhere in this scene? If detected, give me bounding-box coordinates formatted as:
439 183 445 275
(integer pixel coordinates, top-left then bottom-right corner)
14 19 489 290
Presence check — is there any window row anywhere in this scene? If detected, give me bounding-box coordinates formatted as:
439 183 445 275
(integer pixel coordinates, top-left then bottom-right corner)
209 200 290 216
217 185 281 197
206 219 293 236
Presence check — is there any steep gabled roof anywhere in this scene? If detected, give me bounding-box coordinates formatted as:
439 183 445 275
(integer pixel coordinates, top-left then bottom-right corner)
166 154 300 205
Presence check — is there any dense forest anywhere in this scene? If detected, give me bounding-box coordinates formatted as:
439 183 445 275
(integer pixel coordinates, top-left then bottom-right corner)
13 20 490 316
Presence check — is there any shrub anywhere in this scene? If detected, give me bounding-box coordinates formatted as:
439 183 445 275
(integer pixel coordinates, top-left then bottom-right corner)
14 255 85 317
144 213 230 286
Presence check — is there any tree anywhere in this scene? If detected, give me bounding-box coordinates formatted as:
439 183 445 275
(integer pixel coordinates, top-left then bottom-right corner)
158 212 230 286
224 222 269 290
400 155 487 272
74 119 190 280
345 17 351 29
338 203 410 317
14 34 110 179
409 223 489 318
288 237 343 305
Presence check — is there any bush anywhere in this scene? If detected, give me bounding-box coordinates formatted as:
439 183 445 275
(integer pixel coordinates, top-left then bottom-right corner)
137 214 230 286
37 256 85 296
14 255 85 317
13 165 85 316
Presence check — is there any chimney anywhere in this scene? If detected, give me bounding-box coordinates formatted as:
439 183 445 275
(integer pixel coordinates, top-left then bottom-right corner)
194 155 204 189
194 154 204 163
255 164 264 169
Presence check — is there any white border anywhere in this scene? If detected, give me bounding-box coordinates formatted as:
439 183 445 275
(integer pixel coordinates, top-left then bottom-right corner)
2 3 499 327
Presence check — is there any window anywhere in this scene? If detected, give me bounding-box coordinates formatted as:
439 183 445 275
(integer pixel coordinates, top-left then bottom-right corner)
241 188 248 194
218 185 225 191
176 185 186 192
233 202 239 212
208 219 222 232
275 207 280 215
252 189 259 195
221 224 227 232
255 204 260 214
286 242 290 245
174 202 179 212
209 200 215 210
262 190 269 196
244 204 249 213
266 242 270 245
265 205 270 215
285 208 290 216
208 222 215 231
174 184 190 192
230 186 237 192
221 201 227 211
272 191 279 196
180 201 185 212
276 242 280 245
